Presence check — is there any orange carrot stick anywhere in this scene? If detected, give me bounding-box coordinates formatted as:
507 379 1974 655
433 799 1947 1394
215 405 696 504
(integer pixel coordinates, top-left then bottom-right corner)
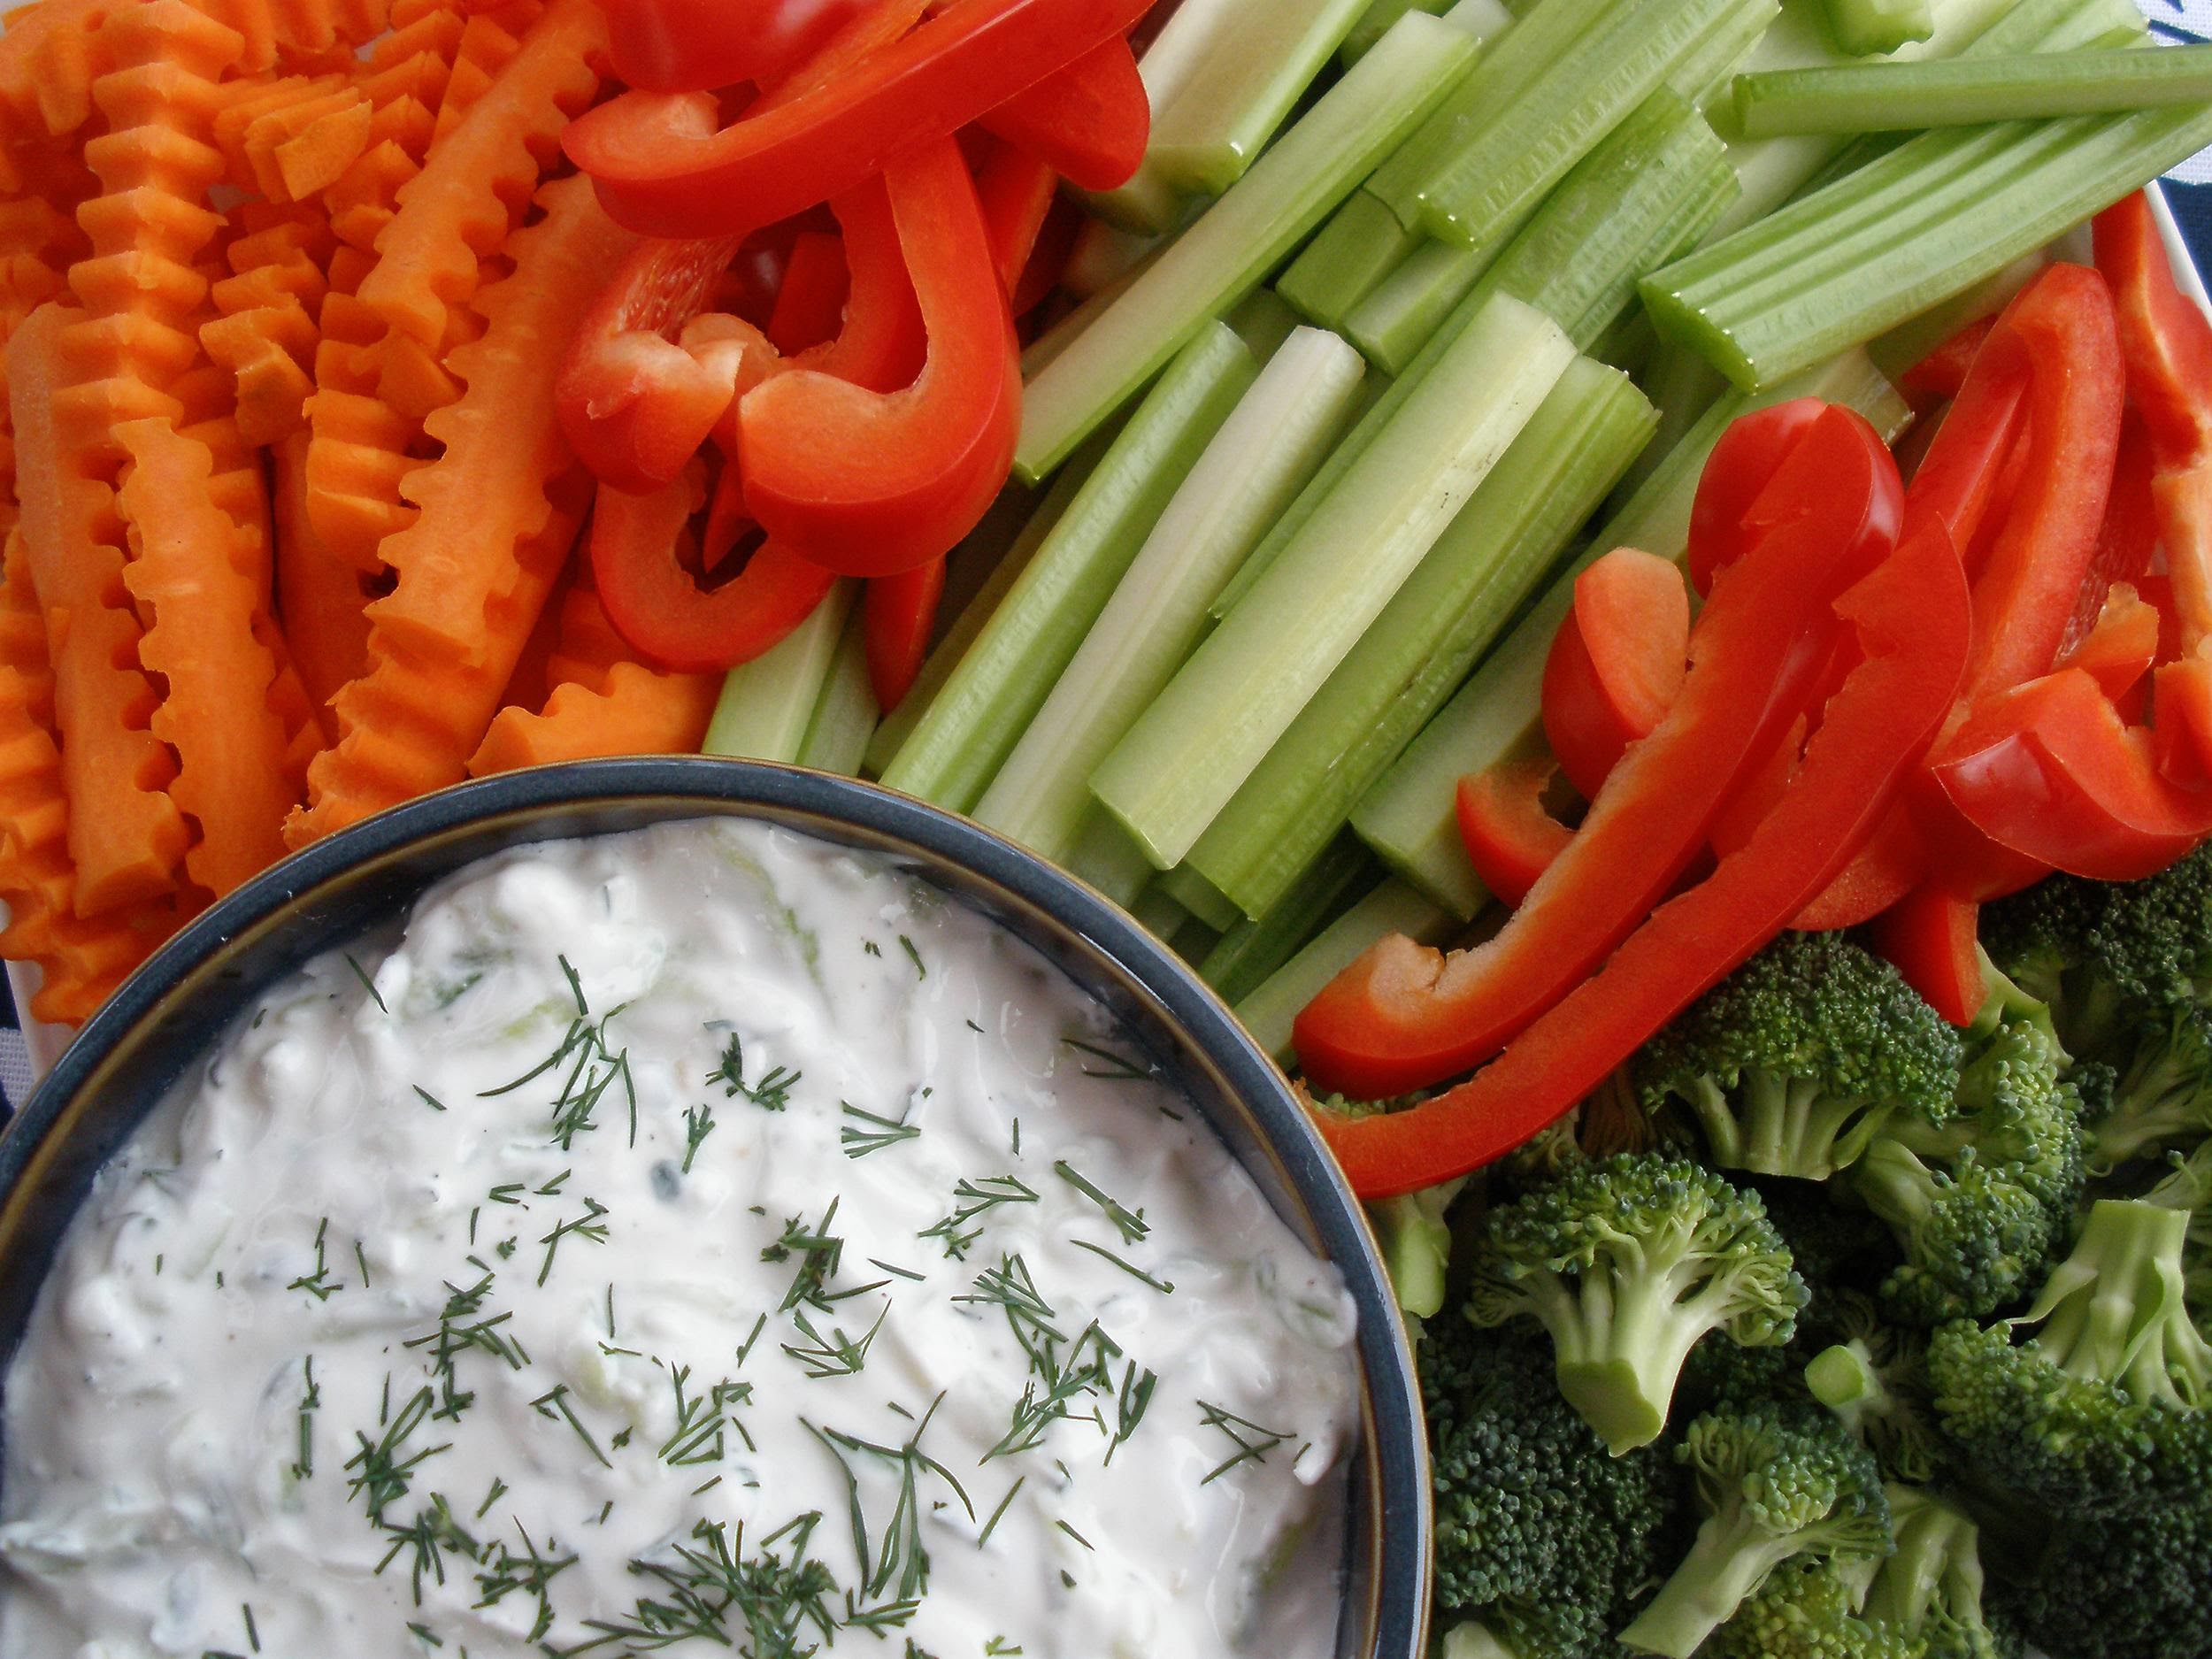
0 0 119 146
273 428 370 717
470 660 718 775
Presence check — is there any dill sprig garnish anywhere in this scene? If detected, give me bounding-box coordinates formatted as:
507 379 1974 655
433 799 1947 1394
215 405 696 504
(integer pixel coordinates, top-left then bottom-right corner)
957 1254 1122 1460
1052 1162 1149 1244
782 1303 889 1379
290 1356 319 1480
1071 1239 1175 1295
344 1386 447 1525
682 1103 716 1173
1195 1401 1294 1484
537 1198 611 1287
288 1217 343 1303
403 1271 527 1421
897 934 926 979
1060 1036 1154 1080
565 1513 838 1656
473 1522 577 1641
707 1031 801 1111
917 1175 1038 1261
764 1200 884 1312
478 960 636 1153
1104 1361 1158 1465
532 1383 612 1469
375 1491 480 1607
659 1365 756 1464
412 1086 447 1112
976 1476 1025 1548
344 953 387 1012
808 1394 972 1622
840 1102 920 1159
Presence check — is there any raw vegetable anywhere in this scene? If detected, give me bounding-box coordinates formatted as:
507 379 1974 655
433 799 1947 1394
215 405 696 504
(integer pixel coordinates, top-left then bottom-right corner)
1734 42 2212 135
1540 546 1691 803
1235 876 1457 1062
1454 761 1572 907
1818 0 1933 56
703 579 860 764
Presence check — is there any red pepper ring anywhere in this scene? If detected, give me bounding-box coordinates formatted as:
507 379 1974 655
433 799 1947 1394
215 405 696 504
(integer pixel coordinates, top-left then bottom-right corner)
864 556 946 711
978 35 1149 191
591 469 838 674
736 137 1020 579
1455 759 1574 908
1685 397 1825 595
601 0 885 95
565 0 1153 239
1314 518 1971 1199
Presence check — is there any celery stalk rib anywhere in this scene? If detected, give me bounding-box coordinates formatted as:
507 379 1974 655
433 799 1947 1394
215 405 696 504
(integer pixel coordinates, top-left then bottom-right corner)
705 581 859 764
1733 43 2212 135
1199 835 1379 1003
1091 294 1577 871
1161 864 1245 933
795 603 879 776
879 326 1257 813
1343 0 1455 63
972 328 1366 863
1277 190 1425 330
1016 12 1483 481
1820 0 1934 57
1234 878 1459 1064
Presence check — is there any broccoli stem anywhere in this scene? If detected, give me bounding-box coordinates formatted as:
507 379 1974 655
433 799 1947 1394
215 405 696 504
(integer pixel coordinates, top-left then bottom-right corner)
1849 1138 1943 1236
1618 1509 1804 1656
2018 1198 2212 1405
1861 1486 1980 1632
1741 1071 1883 1177
1550 1257 1717 1453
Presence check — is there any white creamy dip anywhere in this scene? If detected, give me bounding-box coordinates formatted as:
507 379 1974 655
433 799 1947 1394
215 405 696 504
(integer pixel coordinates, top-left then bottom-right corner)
0 818 1361 1659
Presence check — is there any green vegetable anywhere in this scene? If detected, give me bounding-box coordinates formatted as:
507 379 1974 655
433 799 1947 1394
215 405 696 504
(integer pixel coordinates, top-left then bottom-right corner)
704 581 858 764
1064 810 1157 908
1466 1152 1809 1454
971 326 1365 862
1341 0 1465 63
1803 1316 1947 1486
1638 932 1966 1184
880 324 1256 813
2001 1495 2212 1659
1734 42 2212 136
1619 1401 1892 1655
1818 0 1933 56
1856 1486 2011 1657
1275 188 1425 332
1094 294 1574 871
1370 1177 1466 1317
1197 834 1376 1003
1232 875 1455 1061
1017 10 1485 479
1701 1559 1900 1659
2141 1138 2212 1313
793 603 877 777
1183 355 1652 921
1157 863 1243 933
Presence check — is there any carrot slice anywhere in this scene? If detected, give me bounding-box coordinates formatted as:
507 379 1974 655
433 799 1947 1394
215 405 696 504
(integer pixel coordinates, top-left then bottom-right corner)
273 427 369 718
202 214 328 443
0 0 119 145
293 173 634 842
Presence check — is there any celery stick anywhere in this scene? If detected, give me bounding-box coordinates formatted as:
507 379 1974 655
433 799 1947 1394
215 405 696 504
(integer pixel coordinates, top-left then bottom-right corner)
1866 250 2046 380
1093 295 1575 870
1017 12 1483 481
1276 190 1425 330
1162 864 1245 933
1129 882 1194 943
1199 835 1378 1003
1671 0 1791 109
1234 878 1459 1064
973 328 1366 862
795 603 878 776
705 581 859 764
1148 0 1376 196
1187 357 1655 919
1068 810 1158 908
880 326 1257 812
1386 0 1774 250
1735 42 2212 134
1084 0 1249 232
1351 349 1909 912
1347 88 1735 372
1064 219 1163 298
1225 288 1305 361
1342 0 1454 64
1168 910 1224 963
1820 0 1934 56
1642 84 2212 389
863 427 1110 777
1594 306 1659 373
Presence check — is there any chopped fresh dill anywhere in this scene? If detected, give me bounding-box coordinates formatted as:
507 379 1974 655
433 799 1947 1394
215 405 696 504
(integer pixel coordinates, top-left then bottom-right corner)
870 1257 926 1283
537 1198 611 1287
404 1271 526 1421
1071 1239 1174 1295
288 1218 342 1303
1195 1401 1293 1485
917 1176 1038 1262
475 1475 510 1520
344 1386 446 1525
1054 1520 1094 1550
782 1303 888 1379
472 1522 575 1642
897 934 926 979
290 1356 319 1481
1052 1162 1148 1244
1104 1361 1158 1465
840 1102 920 1159
344 954 387 1012
682 1102 717 1174
807 1395 971 1619
1060 1037 1153 1080
569 1514 836 1656
242 1601 260 1652
708 1031 801 1111
977 1476 1025 1548
659 1365 756 1464
531 1383 611 1469
354 1240 373 1288
375 1492 480 1608
412 1086 447 1112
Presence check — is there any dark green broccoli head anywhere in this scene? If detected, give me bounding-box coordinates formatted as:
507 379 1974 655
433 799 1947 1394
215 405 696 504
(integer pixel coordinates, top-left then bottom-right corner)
1637 932 1963 1182
1701 1558 1912 1659
1617 1400 1893 1658
1996 1493 2212 1659
1465 1152 1808 1453
1421 1319 1683 1654
1981 871 2131 1057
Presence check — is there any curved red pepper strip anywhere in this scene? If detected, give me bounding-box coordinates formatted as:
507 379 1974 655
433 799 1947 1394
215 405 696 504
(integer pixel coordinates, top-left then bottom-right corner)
765 229 849 356
591 469 837 674
1897 315 1995 411
978 35 1149 192
1870 885 1985 1026
565 0 1151 238
2095 192 2212 476
1540 546 1689 800
2057 581 2161 712
737 138 1019 579
1317 519 1971 1198
2062 407 2160 657
864 556 946 711
602 0 882 96
1012 196 1084 320
1455 760 1573 908
1685 397 1824 597
973 137 1061 298
1294 406 1904 1100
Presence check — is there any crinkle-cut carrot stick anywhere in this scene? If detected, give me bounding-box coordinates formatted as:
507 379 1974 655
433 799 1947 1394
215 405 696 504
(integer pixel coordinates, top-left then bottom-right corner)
8 302 188 913
0 529 176 1025
0 138 98 236
292 173 632 842
429 0 541 143
113 416 296 897
202 217 327 442
188 0 392 76
213 72 345 181
250 87 373 199
543 578 626 687
273 429 368 718
0 0 119 145
470 659 718 775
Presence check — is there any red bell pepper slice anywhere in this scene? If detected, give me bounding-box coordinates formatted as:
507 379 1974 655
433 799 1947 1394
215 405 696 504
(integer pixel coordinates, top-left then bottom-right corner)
1013 196 1083 321
1315 518 1972 1197
1870 884 1985 1026
1685 398 1825 595
2095 191 2212 476
602 0 886 96
565 0 1152 238
973 137 1061 298
736 138 1019 579
977 36 1149 192
2056 581 2161 711
1455 759 1574 908
864 556 947 711
1898 314 1995 410
1293 405 1904 1100
765 228 849 356
592 469 837 674
2063 407 2160 655
1540 546 1689 800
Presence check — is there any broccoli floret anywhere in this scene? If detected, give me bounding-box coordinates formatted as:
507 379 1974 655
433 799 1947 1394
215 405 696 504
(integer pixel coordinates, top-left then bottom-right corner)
1982 871 2132 1057
1370 1178 1466 1321
1637 933 1963 1182
2143 1139 2212 1313
1804 1296 1946 1484
1998 1494 2212 1659
1925 1198 2212 1516
1702 1557 1914 1659
1858 1485 2016 1659
1849 1015 2086 1324
2090 1008 2212 1173
1464 1152 1808 1454
1617 1400 1893 1657
1423 1320 1682 1655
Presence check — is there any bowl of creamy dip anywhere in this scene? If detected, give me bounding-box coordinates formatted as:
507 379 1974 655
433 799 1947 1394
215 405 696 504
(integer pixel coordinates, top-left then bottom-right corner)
0 757 1427 1659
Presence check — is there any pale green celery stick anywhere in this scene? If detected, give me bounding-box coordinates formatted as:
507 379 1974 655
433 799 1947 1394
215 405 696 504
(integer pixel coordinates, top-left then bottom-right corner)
1064 218 1163 298
1736 41 2212 135
1068 810 1158 908
1821 0 1934 57
1235 879 1459 1063
1149 0 1376 196
864 425 1113 777
1093 294 1574 870
1612 332 1728 506
1018 11 1484 480
1671 0 1790 110
1084 0 1247 231
1225 288 1306 360
1187 357 1655 920
882 326 1257 812
1342 0 1454 64
1161 864 1245 932
706 581 859 764
1199 834 1378 1002
1387 0 1772 251
1347 87 1736 372
1594 306 1659 373
1129 882 1194 943
1351 349 1908 911
1641 58 2212 389
1276 190 1425 330
1867 250 2047 380
973 328 1365 861
1168 910 1225 964
795 603 878 776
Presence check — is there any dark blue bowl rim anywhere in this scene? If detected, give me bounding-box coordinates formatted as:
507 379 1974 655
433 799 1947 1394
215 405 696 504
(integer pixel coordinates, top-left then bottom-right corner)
0 756 1430 1655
